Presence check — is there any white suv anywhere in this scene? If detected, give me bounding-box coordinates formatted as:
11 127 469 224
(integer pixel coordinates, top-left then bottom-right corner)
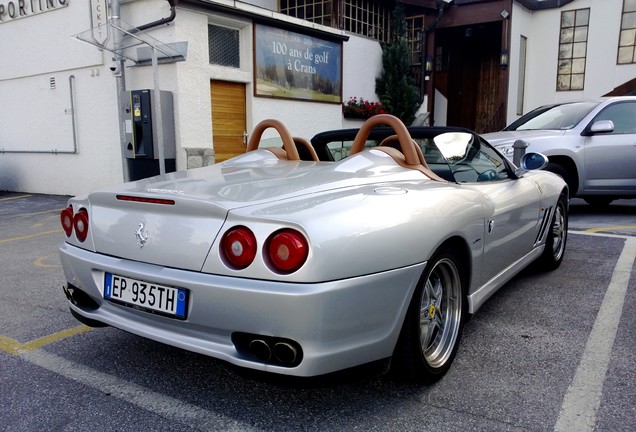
483 97 636 206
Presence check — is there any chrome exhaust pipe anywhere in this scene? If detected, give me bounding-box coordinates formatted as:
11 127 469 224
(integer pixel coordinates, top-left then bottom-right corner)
232 332 302 366
273 342 298 365
249 339 272 361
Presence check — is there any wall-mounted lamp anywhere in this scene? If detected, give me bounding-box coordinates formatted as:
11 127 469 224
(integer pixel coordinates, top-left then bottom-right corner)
500 49 509 70
501 9 510 70
425 56 433 77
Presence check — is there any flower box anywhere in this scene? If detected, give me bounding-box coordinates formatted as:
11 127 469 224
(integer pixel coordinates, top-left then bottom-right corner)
342 97 387 119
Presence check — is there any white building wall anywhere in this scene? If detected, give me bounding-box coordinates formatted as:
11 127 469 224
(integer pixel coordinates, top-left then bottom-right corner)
124 1 383 150
506 4 532 120
508 0 636 123
341 34 384 128
342 35 383 102
0 2 122 195
0 0 382 196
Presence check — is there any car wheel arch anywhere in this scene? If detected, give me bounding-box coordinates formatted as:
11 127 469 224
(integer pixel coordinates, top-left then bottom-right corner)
546 156 579 194
436 237 472 293
423 235 473 317
390 236 471 383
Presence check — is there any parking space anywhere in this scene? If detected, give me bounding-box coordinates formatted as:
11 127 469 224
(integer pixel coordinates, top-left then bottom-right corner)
569 198 636 236
0 193 82 349
1 192 634 431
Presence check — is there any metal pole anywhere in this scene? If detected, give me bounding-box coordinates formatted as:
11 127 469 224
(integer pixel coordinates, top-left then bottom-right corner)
152 47 166 175
420 30 426 101
110 0 130 181
513 139 529 166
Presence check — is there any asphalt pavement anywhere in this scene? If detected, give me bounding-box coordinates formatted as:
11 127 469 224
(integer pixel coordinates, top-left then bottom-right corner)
1 192 634 432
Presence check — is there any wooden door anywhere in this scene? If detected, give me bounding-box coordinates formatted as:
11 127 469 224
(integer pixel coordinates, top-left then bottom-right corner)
210 80 246 163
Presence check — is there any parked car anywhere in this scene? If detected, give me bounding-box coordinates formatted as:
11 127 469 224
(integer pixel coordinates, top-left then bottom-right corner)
483 96 636 206
59 114 568 383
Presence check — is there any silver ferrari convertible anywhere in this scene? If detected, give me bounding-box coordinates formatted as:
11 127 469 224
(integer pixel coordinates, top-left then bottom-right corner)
59 114 568 383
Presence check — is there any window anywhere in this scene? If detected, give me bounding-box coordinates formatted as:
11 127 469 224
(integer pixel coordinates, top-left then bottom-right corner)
618 0 636 64
343 0 391 42
470 139 510 182
280 0 333 27
557 8 589 91
280 0 391 43
435 133 509 183
405 15 425 65
594 102 636 134
208 24 240 67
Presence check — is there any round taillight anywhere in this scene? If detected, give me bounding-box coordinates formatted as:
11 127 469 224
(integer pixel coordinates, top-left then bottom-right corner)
60 206 74 237
221 226 257 270
266 229 308 273
73 208 89 242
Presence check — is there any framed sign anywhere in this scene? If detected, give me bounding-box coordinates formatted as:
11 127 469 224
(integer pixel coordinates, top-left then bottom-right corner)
254 24 342 103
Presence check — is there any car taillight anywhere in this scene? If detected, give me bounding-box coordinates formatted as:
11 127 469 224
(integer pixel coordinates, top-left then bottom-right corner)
266 229 308 273
221 226 257 269
60 206 74 237
73 208 89 242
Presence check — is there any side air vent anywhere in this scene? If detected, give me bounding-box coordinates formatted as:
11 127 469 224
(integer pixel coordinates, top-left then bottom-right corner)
534 206 553 246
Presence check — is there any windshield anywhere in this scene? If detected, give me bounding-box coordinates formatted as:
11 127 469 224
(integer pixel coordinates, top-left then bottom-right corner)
506 101 599 131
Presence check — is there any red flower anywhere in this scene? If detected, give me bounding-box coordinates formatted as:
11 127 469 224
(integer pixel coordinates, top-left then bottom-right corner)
342 97 386 119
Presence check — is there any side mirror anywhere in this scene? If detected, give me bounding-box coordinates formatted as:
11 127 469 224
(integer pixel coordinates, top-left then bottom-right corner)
587 120 614 135
520 152 548 170
515 152 548 177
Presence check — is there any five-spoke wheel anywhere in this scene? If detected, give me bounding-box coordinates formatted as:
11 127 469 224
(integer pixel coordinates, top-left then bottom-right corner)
419 257 463 369
392 247 466 383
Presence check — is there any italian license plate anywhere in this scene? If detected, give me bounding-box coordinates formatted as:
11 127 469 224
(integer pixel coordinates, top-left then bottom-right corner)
104 273 187 319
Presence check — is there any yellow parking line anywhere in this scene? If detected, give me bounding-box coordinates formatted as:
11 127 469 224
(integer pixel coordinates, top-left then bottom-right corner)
0 325 91 355
26 208 65 217
584 225 636 233
0 229 63 244
34 254 61 268
0 194 31 201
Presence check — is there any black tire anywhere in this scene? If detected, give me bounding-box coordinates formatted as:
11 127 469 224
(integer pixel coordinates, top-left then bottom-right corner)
545 163 576 195
537 192 568 271
583 197 614 207
391 247 466 383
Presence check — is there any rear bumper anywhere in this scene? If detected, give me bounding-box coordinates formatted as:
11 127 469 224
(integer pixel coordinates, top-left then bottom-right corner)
59 242 424 377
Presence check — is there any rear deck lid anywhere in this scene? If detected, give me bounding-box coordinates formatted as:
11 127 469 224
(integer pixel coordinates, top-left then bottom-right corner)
84 149 428 271
88 192 228 271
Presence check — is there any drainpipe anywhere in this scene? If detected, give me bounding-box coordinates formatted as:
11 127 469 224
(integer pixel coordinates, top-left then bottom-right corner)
134 0 178 33
111 0 129 181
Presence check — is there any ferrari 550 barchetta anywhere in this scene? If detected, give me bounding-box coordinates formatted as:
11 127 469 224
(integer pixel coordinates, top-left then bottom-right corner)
60 114 568 383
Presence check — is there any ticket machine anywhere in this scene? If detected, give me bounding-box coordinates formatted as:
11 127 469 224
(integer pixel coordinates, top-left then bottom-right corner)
122 89 176 179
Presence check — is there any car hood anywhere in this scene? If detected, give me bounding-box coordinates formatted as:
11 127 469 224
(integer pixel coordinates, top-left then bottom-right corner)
71 149 432 271
482 130 567 147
